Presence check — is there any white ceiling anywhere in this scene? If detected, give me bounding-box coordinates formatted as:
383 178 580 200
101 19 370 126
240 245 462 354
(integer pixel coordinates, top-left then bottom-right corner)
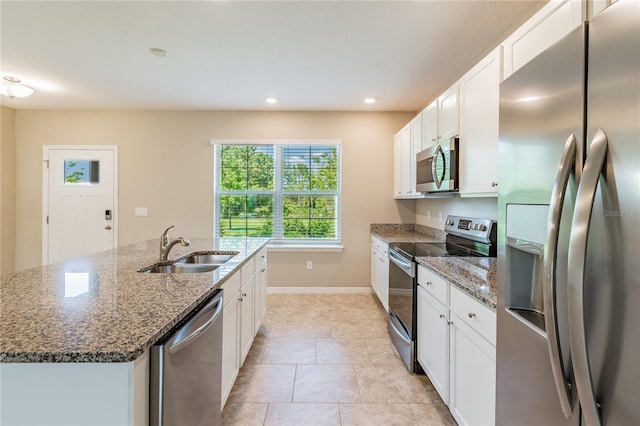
1 0 545 112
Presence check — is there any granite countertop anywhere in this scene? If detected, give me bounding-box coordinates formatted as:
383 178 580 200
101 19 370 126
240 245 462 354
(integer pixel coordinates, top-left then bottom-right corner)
370 223 446 243
0 237 268 363
416 257 497 309
370 223 497 309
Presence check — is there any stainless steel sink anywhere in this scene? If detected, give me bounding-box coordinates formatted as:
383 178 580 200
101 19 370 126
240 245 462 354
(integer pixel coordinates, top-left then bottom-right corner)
138 250 239 273
177 253 236 265
142 263 220 274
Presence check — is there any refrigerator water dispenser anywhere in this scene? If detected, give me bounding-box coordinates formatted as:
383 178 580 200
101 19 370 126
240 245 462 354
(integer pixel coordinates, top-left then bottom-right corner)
505 204 550 332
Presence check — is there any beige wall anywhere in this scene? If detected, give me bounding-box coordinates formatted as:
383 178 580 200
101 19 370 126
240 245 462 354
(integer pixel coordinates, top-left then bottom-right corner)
14 110 415 287
1 106 17 275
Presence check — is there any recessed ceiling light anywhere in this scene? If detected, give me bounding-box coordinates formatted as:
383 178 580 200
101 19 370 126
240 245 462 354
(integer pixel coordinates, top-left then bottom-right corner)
149 48 170 58
364 97 377 104
0 76 34 98
265 97 278 104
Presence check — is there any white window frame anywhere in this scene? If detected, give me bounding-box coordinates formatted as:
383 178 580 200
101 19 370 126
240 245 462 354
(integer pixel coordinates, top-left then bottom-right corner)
210 139 343 250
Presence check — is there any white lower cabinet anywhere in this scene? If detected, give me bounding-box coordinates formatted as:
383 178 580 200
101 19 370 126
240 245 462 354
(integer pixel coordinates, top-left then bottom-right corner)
370 235 389 311
417 284 449 404
255 247 268 331
220 270 241 407
449 311 497 426
221 248 268 409
417 265 496 425
239 272 255 364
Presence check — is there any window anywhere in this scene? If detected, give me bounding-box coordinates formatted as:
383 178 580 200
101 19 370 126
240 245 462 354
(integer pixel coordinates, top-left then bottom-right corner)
214 141 341 244
63 160 100 184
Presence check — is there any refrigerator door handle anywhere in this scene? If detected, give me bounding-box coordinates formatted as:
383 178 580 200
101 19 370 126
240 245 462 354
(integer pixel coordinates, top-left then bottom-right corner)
543 134 576 418
568 128 608 426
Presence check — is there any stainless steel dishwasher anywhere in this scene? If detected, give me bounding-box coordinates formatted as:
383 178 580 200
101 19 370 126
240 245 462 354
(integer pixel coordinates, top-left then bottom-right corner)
150 289 223 426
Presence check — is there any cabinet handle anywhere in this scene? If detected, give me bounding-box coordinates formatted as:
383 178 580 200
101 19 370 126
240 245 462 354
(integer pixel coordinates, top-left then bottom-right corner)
261 268 266 272
468 312 476 318
439 314 445 319
238 297 243 302
447 321 453 325
432 137 437 142
242 293 247 297
491 181 498 187
426 281 432 286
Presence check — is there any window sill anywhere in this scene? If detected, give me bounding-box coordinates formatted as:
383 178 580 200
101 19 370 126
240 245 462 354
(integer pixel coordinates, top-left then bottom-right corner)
267 242 344 252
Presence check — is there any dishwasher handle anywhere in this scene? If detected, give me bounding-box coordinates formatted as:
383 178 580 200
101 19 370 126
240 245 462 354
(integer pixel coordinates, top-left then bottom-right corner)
169 291 224 355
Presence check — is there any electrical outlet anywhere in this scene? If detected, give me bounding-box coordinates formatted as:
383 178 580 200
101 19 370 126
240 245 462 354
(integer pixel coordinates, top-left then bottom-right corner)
306 260 313 270
439 211 443 222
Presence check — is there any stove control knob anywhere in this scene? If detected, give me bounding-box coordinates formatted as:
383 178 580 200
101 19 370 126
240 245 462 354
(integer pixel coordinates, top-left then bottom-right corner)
479 225 487 231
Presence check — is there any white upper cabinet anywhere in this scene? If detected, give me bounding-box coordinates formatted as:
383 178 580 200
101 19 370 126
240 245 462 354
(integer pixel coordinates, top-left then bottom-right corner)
394 118 422 199
459 46 503 197
502 0 586 79
393 132 402 198
421 100 439 151
400 124 412 197
438 83 460 143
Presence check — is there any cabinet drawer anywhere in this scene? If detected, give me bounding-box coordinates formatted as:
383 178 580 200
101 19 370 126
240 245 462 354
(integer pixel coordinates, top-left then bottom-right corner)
417 265 448 305
371 236 387 253
450 285 496 345
220 271 241 307
256 247 267 271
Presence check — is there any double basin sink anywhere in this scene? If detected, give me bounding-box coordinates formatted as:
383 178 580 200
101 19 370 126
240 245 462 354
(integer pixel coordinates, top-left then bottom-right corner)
138 251 239 274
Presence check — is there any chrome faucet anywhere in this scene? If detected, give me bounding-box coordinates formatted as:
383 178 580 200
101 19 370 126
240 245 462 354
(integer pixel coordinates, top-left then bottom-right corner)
159 225 191 261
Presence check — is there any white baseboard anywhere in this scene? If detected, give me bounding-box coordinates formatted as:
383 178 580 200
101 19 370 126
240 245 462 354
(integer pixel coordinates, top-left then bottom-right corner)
267 286 374 295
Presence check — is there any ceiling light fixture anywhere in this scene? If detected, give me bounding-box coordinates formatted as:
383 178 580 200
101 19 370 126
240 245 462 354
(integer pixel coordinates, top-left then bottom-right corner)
0 76 34 98
149 48 170 58
364 97 377 104
265 97 278 104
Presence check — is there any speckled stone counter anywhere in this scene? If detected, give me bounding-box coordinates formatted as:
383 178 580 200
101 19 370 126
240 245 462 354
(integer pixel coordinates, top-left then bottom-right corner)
370 223 446 243
370 223 497 309
0 237 268 363
416 257 497 309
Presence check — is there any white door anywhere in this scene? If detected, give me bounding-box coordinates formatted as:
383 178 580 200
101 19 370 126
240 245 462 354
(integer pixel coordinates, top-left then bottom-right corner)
43 146 118 264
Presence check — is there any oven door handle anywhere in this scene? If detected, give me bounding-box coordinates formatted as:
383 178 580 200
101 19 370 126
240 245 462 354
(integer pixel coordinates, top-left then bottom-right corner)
388 248 414 276
388 311 411 343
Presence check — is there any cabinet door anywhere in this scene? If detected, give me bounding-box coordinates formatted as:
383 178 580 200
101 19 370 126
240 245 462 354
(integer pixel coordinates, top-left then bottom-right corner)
449 313 496 426
255 256 268 332
393 132 403 198
502 0 585 79
258 263 268 321
421 100 439 150
438 83 459 142
459 47 502 196
221 293 240 407
400 124 412 197
371 241 379 292
417 285 449 404
409 114 422 196
239 275 255 365
376 248 389 311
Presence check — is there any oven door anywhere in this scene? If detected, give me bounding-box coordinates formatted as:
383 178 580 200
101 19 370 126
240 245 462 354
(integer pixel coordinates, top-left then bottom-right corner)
416 137 458 193
387 247 417 371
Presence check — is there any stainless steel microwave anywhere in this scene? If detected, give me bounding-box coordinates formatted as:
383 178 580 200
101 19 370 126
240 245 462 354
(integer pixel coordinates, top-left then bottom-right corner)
415 137 459 193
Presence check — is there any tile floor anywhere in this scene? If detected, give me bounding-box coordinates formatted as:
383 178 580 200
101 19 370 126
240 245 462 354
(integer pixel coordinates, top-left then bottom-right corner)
222 293 456 425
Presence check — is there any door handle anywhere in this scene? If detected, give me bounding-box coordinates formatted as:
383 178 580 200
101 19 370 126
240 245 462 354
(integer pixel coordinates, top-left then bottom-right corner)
104 225 112 230
169 292 224 355
543 134 576 418
568 129 608 426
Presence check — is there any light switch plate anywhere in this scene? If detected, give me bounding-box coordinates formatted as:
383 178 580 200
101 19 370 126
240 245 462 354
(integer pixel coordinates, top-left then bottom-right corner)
135 207 148 217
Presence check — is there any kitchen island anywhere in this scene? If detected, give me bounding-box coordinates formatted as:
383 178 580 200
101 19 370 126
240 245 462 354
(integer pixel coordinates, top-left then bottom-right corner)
0 237 267 425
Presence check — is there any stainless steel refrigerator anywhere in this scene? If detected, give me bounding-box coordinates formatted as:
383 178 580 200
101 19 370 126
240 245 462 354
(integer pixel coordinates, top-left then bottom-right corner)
496 0 639 425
